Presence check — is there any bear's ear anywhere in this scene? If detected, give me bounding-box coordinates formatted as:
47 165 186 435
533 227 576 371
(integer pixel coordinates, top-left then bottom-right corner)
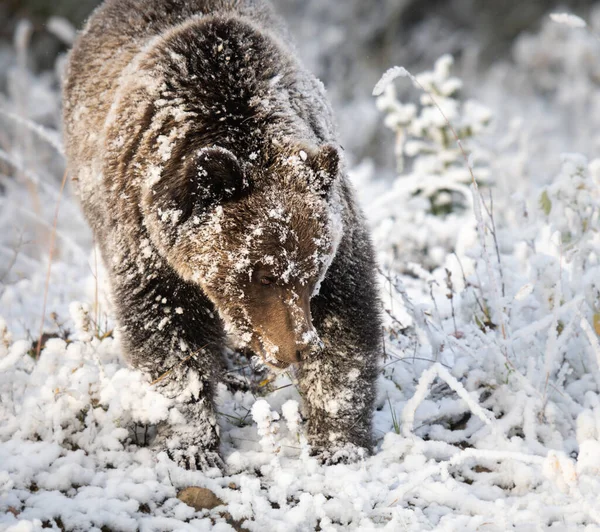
307 143 340 196
191 146 249 203
153 146 250 223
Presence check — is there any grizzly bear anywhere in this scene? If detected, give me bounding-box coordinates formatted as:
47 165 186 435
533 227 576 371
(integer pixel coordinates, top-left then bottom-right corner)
63 0 381 470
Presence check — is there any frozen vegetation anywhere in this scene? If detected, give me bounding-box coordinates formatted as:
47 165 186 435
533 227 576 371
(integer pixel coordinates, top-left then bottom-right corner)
2 8 600 532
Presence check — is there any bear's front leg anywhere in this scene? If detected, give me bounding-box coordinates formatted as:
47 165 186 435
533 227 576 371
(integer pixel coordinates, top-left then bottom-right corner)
297 234 382 464
112 262 225 471
150 357 223 471
296 325 380 464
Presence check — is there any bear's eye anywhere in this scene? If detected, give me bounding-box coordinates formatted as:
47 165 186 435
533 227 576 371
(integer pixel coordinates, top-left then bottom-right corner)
260 276 275 286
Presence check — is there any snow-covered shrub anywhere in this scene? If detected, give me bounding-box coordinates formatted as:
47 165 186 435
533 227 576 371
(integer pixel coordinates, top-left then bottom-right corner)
0 318 175 453
539 153 600 275
372 55 492 270
251 399 281 456
371 37 600 527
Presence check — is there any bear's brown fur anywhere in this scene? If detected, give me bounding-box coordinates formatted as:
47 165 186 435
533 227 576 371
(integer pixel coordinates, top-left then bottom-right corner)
63 0 382 470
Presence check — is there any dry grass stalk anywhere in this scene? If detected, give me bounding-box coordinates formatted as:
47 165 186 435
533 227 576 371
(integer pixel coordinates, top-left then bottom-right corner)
35 169 68 358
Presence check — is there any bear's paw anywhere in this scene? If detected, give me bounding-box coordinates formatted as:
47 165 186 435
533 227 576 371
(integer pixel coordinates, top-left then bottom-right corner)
167 445 225 473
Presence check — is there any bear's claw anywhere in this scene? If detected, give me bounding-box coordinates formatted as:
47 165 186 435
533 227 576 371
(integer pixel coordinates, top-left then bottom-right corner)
167 446 224 472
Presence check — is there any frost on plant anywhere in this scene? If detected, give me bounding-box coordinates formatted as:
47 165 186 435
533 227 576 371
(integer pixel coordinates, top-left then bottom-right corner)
251 399 281 455
372 54 492 270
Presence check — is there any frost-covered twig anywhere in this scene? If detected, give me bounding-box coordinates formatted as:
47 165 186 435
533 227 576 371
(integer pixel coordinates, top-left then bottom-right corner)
374 63 508 346
0 109 64 156
542 275 562 403
69 302 93 342
402 363 494 437
385 448 545 506
380 270 442 359
484 190 505 298
282 399 310 460
373 64 476 184
471 182 508 344
511 296 584 341
389 443 600 526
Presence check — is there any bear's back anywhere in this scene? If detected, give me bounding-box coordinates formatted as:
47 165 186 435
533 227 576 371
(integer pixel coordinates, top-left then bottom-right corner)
62 0 286 182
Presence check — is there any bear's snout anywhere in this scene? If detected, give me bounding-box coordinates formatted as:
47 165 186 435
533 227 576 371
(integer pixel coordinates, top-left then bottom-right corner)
265 322 323 367
250 291 323 368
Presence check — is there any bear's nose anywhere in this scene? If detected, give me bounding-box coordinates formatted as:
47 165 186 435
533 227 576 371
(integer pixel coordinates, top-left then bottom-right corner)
294 350 303 362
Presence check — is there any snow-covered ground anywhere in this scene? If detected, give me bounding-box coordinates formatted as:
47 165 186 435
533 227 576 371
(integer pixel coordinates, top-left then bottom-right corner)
3 8 600 532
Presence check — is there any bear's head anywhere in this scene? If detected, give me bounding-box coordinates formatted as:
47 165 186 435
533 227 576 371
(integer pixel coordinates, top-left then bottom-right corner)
144 142 343 368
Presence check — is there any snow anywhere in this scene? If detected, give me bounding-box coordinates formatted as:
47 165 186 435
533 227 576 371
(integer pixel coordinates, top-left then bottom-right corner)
3 7 600 532
550 12 587 28
372 67 409 96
